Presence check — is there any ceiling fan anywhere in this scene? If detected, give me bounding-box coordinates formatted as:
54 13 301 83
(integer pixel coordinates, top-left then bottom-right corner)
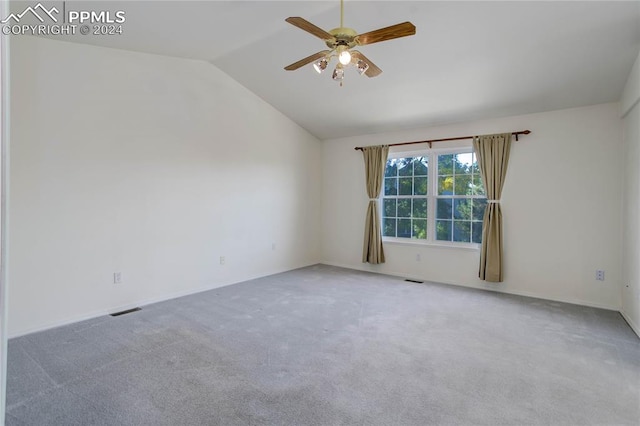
284 0 416 85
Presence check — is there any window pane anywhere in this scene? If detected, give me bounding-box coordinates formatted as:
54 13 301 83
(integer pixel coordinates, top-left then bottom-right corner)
454 153 473 174
385 159 398 177
398 158 413 176
384 178 397 196
399 177 413 195
454 199 471 220
436 220 452 241
413 177 428 195
414 157 428 175
453 221 471 242
454 174 472 195
472 199 487 221
412 219 427 239
438 154 453 175
471 156 484 195
471 161 484 195
413 199 427 218
438 175 454 195
383 199 396 218
437 198 452 219
397 199 411 217
383 218 396 237
398 219 411 238
470 177 484 196
472 221 483 243
471 159 481 176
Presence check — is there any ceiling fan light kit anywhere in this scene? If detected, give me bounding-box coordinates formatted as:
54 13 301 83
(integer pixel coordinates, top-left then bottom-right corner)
356 60 369 76
332 65 344 81
284 0 416 86
338 47 352 66
313 58 328 74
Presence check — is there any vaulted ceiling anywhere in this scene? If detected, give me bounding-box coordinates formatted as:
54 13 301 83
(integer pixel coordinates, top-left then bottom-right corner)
22 1 640 140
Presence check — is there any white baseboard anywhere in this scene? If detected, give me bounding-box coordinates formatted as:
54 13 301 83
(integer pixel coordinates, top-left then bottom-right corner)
620 310 640 339
12 260 630 339
320 261 620 311
9 261 318 339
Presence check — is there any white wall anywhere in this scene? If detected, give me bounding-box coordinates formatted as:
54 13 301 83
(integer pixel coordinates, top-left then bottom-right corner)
8 37 322 337
322 103 623 310
621 50 640 336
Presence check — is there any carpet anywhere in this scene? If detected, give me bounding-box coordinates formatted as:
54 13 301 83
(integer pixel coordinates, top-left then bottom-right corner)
6 264 640 425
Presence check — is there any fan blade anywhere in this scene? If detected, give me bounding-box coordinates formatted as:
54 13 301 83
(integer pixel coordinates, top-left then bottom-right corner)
357 22 416 46
285 17 334 40
285 50 332 71
351 51 382 77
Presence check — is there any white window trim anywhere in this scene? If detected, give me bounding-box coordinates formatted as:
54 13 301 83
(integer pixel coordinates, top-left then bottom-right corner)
381 145 483 250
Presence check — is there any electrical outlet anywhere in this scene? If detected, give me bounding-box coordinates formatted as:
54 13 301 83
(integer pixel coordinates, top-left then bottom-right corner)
272 243 276 251
596 270 605 281
219 256 225 265
113 272 122 284
416 253 421 261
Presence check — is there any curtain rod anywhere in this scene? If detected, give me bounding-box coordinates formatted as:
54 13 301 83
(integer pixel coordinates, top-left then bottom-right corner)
353 130 531 151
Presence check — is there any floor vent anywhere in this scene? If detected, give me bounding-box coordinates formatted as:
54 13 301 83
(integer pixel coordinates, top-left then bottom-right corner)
404 279 424 284
110 307 141 317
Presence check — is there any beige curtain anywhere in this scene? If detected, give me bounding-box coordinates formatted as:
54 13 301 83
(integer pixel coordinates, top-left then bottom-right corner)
361 145 389 264
473 133 512 282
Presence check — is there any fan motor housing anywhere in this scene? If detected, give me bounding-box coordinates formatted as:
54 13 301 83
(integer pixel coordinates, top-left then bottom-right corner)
326 27 359 48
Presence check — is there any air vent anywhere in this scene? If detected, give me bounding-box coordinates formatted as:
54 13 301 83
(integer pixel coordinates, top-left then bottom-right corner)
404 279 424 284
110 307 141 317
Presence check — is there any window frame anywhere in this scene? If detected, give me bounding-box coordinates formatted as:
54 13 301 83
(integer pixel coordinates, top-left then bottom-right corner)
381 146 485 249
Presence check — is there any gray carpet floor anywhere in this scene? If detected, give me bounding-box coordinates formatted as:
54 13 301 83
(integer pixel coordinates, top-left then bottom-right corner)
5 264 640 425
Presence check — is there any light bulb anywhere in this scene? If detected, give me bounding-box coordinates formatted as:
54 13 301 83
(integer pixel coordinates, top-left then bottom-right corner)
338 50 351 65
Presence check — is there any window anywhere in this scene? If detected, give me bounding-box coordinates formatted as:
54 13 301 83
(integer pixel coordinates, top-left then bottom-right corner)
382 157 428 239
382 149 486 245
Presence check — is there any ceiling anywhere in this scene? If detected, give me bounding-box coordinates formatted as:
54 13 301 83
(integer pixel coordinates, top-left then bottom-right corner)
18 0 640 140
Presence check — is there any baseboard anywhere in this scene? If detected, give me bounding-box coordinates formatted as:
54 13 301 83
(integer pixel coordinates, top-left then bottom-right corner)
620 310 640 339
12 260 625 339
320 261 620 311
9 261 319 339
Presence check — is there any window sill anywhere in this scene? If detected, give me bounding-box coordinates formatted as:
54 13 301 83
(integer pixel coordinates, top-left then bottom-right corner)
382 238 480 251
